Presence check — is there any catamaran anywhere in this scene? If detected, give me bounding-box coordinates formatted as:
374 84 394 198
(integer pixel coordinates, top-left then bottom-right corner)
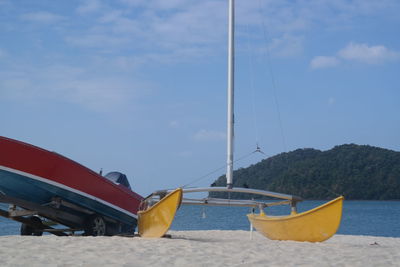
138 0 343 242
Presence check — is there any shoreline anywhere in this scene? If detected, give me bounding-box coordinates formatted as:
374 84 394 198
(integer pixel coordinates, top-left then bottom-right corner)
0 230 399 266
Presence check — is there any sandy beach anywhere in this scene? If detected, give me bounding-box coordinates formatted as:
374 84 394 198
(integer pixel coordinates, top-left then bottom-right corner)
0 230 399 266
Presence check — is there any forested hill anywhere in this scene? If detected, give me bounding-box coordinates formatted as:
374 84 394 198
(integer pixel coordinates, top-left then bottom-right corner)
209 144 400 200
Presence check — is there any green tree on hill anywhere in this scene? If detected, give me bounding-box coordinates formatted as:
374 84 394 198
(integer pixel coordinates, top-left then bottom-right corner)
210 144 400 200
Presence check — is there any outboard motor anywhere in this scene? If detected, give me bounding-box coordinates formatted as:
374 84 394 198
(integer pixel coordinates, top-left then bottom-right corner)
104 172 131 189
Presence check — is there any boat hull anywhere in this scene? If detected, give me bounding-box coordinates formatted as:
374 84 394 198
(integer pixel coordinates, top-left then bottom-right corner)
138 188 182 238
0 136 143 228
247 196 344 242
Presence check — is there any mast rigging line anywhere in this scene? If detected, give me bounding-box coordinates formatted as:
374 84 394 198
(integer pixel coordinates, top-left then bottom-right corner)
257 0 287 153
254 1 340 198
244 21 261 148
181 148 267 189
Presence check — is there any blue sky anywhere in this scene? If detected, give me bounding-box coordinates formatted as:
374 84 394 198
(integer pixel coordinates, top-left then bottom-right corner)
1 0 399 195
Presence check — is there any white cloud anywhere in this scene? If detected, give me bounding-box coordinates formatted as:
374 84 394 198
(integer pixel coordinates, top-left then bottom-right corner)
177 151 192 158
76 0 102 15
61 79 132 111
119 0 146 7
311 42 400 69
0 48 6 58
20 11 65 23
146 1 226 48
193 129 225 141
0 64 144 112
60 0 400 65
66 1 227 62
310 56 340 69
268 34 304 57
328 97 336 106
169 120 179 128
338 42 400 64
120 0 190 10
98 10 124 23
66 34 130 48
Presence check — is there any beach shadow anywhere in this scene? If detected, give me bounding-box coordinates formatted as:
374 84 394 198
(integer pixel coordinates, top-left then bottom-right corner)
169 235 224 243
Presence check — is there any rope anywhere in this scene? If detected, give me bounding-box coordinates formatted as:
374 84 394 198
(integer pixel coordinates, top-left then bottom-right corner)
313 180 342 197
257 0 287 153
254 1 340 198
244 22 260 146
181 149 267 188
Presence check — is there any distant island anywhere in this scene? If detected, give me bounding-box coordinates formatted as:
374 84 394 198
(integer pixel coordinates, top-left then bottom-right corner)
210 144 400 200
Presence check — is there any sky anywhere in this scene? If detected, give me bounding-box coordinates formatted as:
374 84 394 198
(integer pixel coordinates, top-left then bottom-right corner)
0 0 399 196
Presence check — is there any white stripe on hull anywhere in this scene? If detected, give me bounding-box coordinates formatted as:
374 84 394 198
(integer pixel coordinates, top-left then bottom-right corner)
0 165 138 219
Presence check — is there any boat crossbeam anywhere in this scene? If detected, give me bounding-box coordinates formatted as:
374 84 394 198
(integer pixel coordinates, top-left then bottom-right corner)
153 187 302 202
149 187 302 210
181 197 291 208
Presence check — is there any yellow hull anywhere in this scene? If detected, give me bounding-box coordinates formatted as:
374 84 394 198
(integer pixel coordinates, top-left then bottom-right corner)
138 188 182 238
247 196 344 242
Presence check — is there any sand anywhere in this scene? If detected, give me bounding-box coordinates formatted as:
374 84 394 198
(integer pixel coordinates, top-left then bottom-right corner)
0 231 399 266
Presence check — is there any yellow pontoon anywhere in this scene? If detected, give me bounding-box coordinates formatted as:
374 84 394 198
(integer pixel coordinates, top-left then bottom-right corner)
138 188 182 238
247 196 344 242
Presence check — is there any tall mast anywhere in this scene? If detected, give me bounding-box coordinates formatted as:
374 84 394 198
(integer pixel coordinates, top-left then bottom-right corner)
226 0 234 189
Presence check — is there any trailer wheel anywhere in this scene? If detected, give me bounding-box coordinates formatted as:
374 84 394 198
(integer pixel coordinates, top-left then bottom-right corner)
85 215 107 236
121 223 136 235
20 216 43 236
20 223 34 235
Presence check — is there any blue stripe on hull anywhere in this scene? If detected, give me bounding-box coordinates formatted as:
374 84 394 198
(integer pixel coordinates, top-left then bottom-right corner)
0 169 136 225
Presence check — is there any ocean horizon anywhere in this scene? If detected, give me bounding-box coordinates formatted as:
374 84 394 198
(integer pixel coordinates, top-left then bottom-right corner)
1 200 399 237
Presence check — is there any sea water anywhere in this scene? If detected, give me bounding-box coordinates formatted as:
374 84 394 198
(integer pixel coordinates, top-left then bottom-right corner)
171 200 400 238
0 201 399 237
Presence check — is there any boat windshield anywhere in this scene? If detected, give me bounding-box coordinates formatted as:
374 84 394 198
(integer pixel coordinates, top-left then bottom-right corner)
104 172 131 189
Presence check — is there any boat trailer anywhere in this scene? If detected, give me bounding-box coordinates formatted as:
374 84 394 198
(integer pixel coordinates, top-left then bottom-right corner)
0 193 127 236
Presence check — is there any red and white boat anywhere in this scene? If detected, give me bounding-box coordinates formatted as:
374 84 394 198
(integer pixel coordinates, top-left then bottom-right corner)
0 136 143 236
